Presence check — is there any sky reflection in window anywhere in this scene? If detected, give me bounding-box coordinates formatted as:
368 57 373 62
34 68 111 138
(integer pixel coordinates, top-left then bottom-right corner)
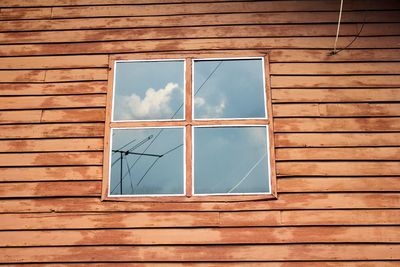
113 60 185 121
194 126 270 194
193 59 266 119
110 128 184 196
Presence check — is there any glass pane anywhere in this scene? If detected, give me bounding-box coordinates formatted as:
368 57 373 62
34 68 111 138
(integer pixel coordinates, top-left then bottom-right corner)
113 60 185 121
194 126 269 194
109 128 184 196
193 58 266 119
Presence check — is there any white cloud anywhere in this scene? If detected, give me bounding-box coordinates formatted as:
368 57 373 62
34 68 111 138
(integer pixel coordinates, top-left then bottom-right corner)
121 82 179 120
194 96 226 118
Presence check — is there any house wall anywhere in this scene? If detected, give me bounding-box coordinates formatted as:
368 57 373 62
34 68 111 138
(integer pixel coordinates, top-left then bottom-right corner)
0 0 399 265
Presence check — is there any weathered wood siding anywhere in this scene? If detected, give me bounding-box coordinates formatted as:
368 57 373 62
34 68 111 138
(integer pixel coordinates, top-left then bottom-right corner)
0 0 400 265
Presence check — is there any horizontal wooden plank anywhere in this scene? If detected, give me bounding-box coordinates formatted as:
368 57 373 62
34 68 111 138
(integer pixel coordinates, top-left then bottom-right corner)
275 133 400 147
0 69 107 83
0 82 107 96
0 110 42 124
271 62 400 75
0 55 108 70
274 118 400 132
276 147 400 160
278 177 400 192
0 181 101 198
1 244 399 262
1 0 397 8
0 138 103 153
1 11 399 32
11 262 400 267
2 209 398 231
272 89 400 103
45 69 108 82
1 193 399 213
0 152 102 167
2 24 400 45
0 7 52 20
222 209 400 227
277 162 400 176
0 123 104 139
0 95 106 110
273 103 400 117
0 70 45 82
1 37 399 57
1 226 399 247
271 75 400 88
0 211 222 230
48 1 400 19
41 108 105 122
0 109 105 124
270 49 400 62
0 166 102 182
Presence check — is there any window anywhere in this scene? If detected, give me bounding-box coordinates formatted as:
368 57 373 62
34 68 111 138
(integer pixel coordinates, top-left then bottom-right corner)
102 54 276 202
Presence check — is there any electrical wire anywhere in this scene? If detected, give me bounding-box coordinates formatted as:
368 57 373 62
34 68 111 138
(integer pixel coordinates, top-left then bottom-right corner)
332 0 344 54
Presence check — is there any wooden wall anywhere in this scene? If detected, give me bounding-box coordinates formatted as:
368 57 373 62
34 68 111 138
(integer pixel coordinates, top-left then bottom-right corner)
0 0 400 265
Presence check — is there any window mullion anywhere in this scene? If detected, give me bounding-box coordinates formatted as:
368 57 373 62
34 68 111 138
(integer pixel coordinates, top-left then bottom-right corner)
185 58 193 197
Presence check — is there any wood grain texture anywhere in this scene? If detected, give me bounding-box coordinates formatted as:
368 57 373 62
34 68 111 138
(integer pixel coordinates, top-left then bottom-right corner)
0 166 103 182
1 244 399 262
275 133 400 147
0 0 400 264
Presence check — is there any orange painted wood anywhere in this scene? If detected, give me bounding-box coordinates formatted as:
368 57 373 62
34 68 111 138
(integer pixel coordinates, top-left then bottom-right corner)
271 62 400 75
221 209 400 226
0 7 52 20
1 226 399 247
0 166 102 182
0 55 108 69
276 147 400 160
0 138 103 152
272 89 400 103
1 37 399 57
3 24 400 45
1 11 399 32
273 103 400 117
277 162 400 176
0 123 104 139
270 49 400 62
278 177 400 192
0 110 42 124
3 209 399 230
0 181 101 198
0 211 221 230
0 82 107 96
45 69 108 82
1 193 399 213
48 1 400 18
0 95 106 110
275 133 400 148
271 75 400 88
1 244 399 262
1 0 398 9
274 118 400 132
281 209 400 226
41 108 105 122
0 70 45 82
0 152 103 167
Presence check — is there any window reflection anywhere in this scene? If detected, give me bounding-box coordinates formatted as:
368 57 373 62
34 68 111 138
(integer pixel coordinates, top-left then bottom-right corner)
194 126 269 194
110 128 184 196
113 60 185 121
193 59 266 119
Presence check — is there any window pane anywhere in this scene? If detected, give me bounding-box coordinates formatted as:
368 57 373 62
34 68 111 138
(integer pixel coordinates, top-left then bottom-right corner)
113 60 185 121
193 59 266 119
109 128 184 196
194 126 270 194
